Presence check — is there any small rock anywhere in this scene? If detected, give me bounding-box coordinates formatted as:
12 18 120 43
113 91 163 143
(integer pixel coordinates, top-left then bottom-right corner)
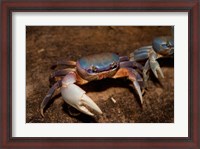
111 97 116 103
38 48 45 53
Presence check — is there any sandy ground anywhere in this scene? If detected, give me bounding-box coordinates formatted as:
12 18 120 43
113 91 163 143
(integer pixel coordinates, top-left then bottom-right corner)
26 26 174 123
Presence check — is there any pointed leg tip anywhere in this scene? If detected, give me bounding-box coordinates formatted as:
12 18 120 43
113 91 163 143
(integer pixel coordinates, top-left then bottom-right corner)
40 108 45 118
141 89 145 95
140 98 143 105
161 74 165 78
133 80 144 104
157 67 164 78
153 71 158 78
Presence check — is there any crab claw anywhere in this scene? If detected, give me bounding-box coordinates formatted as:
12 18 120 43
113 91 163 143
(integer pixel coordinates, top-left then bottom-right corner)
61 83 102 116
149 59 164 78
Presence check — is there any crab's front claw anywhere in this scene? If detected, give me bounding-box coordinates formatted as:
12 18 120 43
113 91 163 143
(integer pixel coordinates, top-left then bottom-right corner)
61 83 102 116
149 59 164 78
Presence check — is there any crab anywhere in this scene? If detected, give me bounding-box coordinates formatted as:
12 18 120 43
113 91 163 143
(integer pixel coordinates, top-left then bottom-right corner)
40 52 144 116
130 33 174 86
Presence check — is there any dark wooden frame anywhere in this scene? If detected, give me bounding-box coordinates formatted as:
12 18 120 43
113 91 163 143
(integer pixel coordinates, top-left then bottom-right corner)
0 0 199 149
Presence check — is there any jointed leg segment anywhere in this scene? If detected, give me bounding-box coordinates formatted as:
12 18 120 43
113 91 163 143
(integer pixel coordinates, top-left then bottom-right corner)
113 67 143 104
40 80 62 117
51 60 76 69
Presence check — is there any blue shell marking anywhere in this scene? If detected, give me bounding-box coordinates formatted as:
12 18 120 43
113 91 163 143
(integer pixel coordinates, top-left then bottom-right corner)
78 52 120 72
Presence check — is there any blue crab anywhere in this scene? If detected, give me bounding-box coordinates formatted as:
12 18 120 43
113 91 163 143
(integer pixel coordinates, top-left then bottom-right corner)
130 31 174 85
40 53 144 116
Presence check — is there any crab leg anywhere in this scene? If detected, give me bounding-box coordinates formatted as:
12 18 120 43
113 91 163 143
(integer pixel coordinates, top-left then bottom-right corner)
49 68 75 83
142 51 164 86
130 46 164 86
119 56 129 61
120 61 143 72
50 68 76 78
40 80 62 117
148 52 164 78
61 72 102 116
51 60 76 69
113 68 143 104
130 46 152 62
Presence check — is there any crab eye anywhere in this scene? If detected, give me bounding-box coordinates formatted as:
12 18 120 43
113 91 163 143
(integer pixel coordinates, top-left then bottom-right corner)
166 41 170 47
161 44 169 50
87 69 92 73
92 66 98 72
166 40 174 48
110 61 117 68
87 65 98 73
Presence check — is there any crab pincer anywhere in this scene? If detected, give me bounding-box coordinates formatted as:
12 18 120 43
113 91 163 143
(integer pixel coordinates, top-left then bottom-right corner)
40 72 102 117
61 73 102 116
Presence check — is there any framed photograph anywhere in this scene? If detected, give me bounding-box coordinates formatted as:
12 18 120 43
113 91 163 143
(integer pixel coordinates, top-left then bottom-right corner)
1 0 199 148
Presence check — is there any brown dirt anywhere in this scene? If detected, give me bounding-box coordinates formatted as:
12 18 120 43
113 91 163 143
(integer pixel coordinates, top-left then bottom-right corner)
26 26 174 123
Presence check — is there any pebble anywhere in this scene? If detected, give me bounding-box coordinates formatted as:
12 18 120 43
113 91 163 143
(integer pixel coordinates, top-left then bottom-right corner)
111 97 116 103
